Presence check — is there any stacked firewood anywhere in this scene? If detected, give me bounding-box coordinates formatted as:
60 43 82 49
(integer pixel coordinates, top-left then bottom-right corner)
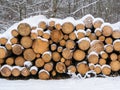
0 14 120 80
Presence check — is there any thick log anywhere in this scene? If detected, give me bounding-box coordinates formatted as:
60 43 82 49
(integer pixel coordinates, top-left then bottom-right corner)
110 61 120 71
35 58 44 68
15 56 25 66
66 40 75 49
12 66 21 77
23 49 36 61
88 52 99 64
6 57 14 65
21 67 30 77
12 44 23 55
42 51 52 63
44 62 53 72
52 52 61 62
20 36 33 48
0 37 8 45
62 48 73 59
38 69 50 80
56 62 66 73
73 50 85 61
17 23 31 36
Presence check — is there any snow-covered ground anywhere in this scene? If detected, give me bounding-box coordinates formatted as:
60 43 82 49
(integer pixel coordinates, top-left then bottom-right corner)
0 77 120 90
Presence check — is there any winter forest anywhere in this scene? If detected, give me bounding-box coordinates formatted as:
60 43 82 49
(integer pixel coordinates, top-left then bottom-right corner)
0 0 120 33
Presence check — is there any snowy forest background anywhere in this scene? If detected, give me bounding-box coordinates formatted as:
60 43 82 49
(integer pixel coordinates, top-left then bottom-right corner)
0 0 120 33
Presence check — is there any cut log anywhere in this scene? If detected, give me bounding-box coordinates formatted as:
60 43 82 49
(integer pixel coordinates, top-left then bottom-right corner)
12 66 21 77
12 44 23 55
102 65 111 75
94 65 101 74
49 21 55 27
67 65 76 73
30 66 38 75
62 49 73 59
59 40 66 46
105 37 113 44
0 37 8 45
88 40 104 54
100 51 108 59
37 29 43 36
104 44 113 53
76 30 86 39
69 32 76 40
38 69 50 80
0 58 4 64
56 62 66 73
10 37 18 44
73 50 85 61
52 52 61 62
35 58 44 68
50 44 57 51
6 57 14 65
77 62 89 75
60 58 65 63
32 38 49 54
42 51 52 63
76 23 85 30
95 28 102 37
0 65 12 77
44 62 53 72
89 33 97 41
113 40 120 51
21 67 30 77
57 46 63 53
62 22 74 34
55 23 62 30
51 30 63 43
101 24 113 37
20 36 33 48
88 52 99 64
78 38 90 51
86 29 91 36
93 18 104 28
23 49 36 61
11 29 19 37
112 30 120 39
17 23 31 36
42 30 51 40
65 59 72 66
110 61 120 71
0 46 7 58
38 21 47 30
66 40 75 49
110 53 118 61
51 70 57 77
63 35 69 40
30 32 38 40
89 63 95 70
5 43 12 50
15 56 25 66
99 58 106 65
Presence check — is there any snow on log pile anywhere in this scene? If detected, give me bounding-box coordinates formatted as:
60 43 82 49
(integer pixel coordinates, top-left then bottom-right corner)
0 14 120 80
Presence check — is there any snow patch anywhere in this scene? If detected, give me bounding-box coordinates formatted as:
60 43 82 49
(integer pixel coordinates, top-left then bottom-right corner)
77 37 90 43
24 61 32 68
0 65 12 71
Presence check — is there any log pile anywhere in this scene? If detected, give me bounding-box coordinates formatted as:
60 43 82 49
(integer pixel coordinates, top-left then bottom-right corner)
0 14 120 80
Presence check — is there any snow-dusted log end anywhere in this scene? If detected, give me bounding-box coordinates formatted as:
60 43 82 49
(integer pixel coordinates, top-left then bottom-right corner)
0 14 120 80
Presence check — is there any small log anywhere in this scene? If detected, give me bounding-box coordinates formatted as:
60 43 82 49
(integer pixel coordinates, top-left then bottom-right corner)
0 58 4 64
101 24 113 37
51 70 57 77
30 66 38 75
42 30 51 40
44 62 53 72
37 29 43 36
49 40 53 44
60 58 65 63
0 37 8 45
66 40 75 49
12 66 21 77
30 32 38 40
52 52 61 62
98 35 105 42
88 40 104 54
73 50 85 61
20 36 33 48
94 65 101 74
50 44 57 51
99 58 106 65
63 35 69 40
51 30 63 43
35 58 44 68
86 29 91 37
113 40 120 51
11 29 19 37
10 37 18 44
67 65 76 73
57 46 63 53
12 44 23 55
89 63 95 70
38 21 47 30
110 53 118 61
21 67 30 77
100 51 108 59
62 48 73 59
110 61 120 71
36 53 41 58
65 59 72 66
42 51 52 63
104 44 113 53
102 65 111 75
32 38 49 54
0 46 7 58
0 65 12 77
17 23 31 36
59 40 66 46
49 20 55 27
23 49 36 61
95 28 102 37
38 69 50 80
15 56 25 66
112 30 120 39
76 23 85 30
76 30 86 39
78 38 90 51
62 22 74 34
6 57 14 65
77 62 89 75
69 32 76 40
105 37 113 44
5 43 12 50
93 18 104 28
56 62 66 73
89 33 97 41
88 52 99 64
55 23 62 30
